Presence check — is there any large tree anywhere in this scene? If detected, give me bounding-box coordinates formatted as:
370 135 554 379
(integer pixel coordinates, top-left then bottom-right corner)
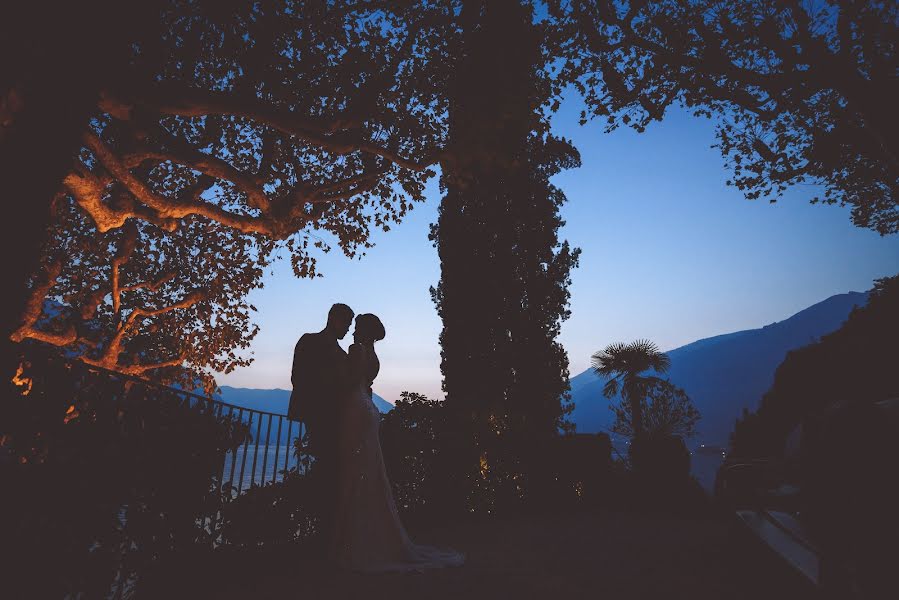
558 0 898 234
8 1 452 384
431 0 579 508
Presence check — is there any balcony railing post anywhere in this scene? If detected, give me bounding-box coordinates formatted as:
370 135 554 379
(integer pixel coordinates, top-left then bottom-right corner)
272 416 284 484
261 414 274 485
237 412 253 495
249 413 264 488
284 421 294 475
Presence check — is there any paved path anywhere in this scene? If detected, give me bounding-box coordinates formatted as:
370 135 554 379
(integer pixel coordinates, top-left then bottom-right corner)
152 510 816 599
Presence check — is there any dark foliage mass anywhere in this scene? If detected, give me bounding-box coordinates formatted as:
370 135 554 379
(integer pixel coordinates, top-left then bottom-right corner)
725 275 899 597
610 378 700 440
379 392 455 517
214 391 617 549
380 392 618 515
1 348 247 597
431 0 580 513
557 0 899 234
730 274 899 458
218 471 320 549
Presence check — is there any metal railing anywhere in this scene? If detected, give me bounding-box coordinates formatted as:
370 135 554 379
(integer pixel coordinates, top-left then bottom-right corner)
217 400 305 494
20 350 305 497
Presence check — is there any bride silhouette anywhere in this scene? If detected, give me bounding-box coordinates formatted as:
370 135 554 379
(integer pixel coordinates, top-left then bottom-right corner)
329 313 465 572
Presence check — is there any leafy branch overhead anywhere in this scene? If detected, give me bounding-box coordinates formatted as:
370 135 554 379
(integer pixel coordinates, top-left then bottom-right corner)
557 0 898 234
67 2 443 247
12 0 897 386
14 0 453 385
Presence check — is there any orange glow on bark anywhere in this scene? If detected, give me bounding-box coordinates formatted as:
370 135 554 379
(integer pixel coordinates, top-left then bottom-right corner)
63 405 79 424
11 362 32 395
479 453 489 479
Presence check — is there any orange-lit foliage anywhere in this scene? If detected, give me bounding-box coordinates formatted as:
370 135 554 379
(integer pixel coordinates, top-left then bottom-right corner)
11 361 32 395
63 404 80 425
12 1 453 388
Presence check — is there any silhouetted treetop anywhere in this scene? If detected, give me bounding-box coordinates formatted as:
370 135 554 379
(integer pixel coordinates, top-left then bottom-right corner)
8 1 460 384
557 0 899 234
592 339 671 438
70 0 448 257
731 273 899 458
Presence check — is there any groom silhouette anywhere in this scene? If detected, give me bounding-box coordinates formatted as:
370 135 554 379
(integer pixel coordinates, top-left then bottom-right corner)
289 303 354 542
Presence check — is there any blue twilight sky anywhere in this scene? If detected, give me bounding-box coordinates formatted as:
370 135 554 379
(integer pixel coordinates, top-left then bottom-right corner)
216 96 899 402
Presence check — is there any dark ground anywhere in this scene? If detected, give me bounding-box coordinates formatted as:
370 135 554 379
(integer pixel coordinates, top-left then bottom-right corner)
147 509 817 599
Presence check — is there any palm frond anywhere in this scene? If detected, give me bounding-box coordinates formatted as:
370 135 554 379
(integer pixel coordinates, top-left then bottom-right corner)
592 340 670 377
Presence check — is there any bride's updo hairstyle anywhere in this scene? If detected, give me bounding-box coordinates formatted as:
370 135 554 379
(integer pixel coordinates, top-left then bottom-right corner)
355 313 386 342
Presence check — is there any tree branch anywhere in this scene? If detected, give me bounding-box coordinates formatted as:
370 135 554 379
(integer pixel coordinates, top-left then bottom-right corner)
10 260 77 345
123 290 204 329
127 119 273 211
120 271 176 294
83 131 292 236
127 355 188 374
111 223 138 316
91 290 204 370
103 85 431 172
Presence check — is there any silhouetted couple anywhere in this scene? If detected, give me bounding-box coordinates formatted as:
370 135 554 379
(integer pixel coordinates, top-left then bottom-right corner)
289 303 464 572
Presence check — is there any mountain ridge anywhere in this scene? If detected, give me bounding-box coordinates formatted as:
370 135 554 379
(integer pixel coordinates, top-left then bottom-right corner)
567 291 869 446
216 290 868 449
217 385 394 415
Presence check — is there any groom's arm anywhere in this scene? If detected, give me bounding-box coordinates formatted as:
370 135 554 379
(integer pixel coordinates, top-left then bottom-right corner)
290 335 308 388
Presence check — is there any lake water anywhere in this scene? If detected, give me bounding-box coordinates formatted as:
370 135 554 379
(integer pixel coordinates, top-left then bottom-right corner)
220 444 302 492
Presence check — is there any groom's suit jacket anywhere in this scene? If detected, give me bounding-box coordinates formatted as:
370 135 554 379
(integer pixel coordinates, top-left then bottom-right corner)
288 331 348 424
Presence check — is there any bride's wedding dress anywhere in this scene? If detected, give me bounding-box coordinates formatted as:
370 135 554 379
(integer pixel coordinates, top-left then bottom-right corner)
329 343 465 572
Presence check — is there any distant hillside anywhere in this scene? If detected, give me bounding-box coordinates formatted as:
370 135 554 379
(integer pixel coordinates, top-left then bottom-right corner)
568 291 869 446
217 386 394 415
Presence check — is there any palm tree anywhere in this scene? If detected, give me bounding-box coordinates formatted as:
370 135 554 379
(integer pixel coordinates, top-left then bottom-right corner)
591 340 670 441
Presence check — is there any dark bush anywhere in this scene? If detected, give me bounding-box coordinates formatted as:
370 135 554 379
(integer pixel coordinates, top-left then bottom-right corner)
218 471 320 549
1 347 247 598
629 434 691 484
380 392 617 518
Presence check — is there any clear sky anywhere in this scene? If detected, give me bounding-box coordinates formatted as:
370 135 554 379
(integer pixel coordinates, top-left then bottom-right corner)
216 96 899 402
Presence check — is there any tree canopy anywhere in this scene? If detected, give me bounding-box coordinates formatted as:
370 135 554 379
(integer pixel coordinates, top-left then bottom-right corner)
592 339 671 439
610 378 700 440
558 0 899 234
8 0 896 388
730 273 899 458
11 0 454 385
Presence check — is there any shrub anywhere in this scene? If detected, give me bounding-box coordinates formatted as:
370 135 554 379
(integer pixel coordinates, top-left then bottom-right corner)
218 471 320 549
1 347 247 597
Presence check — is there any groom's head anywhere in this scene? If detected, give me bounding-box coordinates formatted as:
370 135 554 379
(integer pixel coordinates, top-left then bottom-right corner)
326 303 354 339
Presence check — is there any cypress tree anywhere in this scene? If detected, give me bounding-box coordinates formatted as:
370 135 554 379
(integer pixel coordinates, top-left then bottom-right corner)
431 0 580 510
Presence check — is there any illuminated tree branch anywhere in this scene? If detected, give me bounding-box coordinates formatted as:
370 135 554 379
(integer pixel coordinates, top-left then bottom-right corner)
10 260 76 346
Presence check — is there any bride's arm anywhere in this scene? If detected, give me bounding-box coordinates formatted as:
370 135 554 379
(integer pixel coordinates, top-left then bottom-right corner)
346 343 366 387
